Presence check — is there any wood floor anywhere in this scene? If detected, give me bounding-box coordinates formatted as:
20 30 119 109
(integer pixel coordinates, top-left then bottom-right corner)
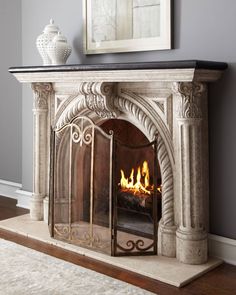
0 196 236 295
0 196 29 220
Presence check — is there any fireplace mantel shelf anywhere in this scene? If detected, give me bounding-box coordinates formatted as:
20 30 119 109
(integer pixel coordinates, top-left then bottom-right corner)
9 60 228 72
9 60 228 83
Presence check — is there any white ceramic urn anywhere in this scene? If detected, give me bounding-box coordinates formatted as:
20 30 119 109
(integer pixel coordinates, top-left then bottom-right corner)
36 19 59 65
47 32 72 65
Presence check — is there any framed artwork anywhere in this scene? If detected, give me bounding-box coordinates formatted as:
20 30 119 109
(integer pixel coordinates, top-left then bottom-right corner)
83 0 172 54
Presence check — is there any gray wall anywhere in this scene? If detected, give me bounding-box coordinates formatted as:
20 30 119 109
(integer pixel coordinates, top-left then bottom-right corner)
0 0 22 183
21 0 236 239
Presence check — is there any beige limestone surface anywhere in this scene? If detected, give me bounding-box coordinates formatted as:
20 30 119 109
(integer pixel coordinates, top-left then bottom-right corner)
0 214 222 287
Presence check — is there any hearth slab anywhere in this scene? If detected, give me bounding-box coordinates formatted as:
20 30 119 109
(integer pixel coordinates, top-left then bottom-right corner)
0 214 222 287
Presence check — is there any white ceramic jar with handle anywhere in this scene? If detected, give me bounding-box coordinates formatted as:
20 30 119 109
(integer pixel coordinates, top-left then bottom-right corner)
36 19 59 65
47 32 72 65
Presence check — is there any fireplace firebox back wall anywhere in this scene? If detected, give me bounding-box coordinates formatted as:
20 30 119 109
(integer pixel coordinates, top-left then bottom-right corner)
9 61 227 266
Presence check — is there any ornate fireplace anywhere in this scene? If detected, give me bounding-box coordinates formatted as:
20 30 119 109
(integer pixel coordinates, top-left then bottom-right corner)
10 60 227 265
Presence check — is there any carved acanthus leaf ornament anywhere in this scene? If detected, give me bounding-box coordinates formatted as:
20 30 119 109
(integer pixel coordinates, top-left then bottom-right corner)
173 82 206 119
32 83 53 110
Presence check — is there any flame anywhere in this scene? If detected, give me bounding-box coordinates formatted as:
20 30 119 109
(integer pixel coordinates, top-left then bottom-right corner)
142 161 149 188
119 161 155 195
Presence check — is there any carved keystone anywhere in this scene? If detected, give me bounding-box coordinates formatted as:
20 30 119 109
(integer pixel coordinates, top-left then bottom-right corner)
79 82 119 118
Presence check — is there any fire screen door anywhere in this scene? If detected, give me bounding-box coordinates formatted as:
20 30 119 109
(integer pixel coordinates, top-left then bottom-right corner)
49 116 159 256
112 138 158 256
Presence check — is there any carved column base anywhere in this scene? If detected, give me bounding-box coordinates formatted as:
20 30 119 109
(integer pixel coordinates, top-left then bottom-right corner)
158 220 177 257
43 196 49 223
30 194 44 221
176 228 207 264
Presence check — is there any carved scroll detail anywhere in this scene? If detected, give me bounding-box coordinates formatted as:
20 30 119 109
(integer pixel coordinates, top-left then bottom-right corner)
79 82 119 118
173 82 206 119
115 96 157 139
56 98 86 130
157 135 174 226
32 83 53 110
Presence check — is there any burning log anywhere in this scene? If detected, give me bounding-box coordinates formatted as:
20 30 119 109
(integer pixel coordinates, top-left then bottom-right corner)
117 190 153 213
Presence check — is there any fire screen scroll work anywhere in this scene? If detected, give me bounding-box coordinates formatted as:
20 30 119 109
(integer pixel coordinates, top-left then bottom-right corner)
50 116 162 256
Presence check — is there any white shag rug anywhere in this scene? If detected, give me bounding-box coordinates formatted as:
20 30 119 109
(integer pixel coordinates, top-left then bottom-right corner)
0 238 154 295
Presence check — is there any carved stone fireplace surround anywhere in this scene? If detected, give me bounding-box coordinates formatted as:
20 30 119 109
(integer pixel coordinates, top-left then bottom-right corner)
10 60 227 268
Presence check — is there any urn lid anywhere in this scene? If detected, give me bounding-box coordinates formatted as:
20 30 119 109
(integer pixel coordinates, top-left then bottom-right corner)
43 19 59 34
52 31 68 43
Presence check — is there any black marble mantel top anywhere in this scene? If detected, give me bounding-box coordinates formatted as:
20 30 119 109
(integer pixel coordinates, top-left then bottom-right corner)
9 60 228 74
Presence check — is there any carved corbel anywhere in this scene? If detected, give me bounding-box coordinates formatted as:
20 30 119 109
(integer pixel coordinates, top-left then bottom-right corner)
172 82 207 119
79 82 119 118
32 82 54 110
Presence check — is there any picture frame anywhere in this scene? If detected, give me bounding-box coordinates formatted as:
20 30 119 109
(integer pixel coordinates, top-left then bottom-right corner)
83 0 172 54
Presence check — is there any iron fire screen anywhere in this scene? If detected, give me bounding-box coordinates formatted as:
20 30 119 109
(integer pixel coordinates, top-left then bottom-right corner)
49 116 158 256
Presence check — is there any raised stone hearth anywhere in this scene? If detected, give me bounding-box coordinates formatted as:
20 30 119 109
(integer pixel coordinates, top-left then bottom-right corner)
10 60 227 284
0 214 222 287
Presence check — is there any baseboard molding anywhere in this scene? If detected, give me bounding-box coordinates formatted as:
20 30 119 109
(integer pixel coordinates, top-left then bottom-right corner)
0 179 21 199
0 179 31 209
209 234 236 266
15 189 31 209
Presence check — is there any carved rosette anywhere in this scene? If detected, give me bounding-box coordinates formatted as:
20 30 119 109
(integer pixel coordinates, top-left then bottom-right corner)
79 82 119 118
32 82 53 110
173 82 206 119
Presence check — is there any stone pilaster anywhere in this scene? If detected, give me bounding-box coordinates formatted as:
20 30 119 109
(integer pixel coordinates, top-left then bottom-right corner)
173 82 208 264
31 83 53 220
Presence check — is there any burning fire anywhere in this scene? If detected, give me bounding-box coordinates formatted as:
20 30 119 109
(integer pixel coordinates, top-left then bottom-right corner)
119 161 161 195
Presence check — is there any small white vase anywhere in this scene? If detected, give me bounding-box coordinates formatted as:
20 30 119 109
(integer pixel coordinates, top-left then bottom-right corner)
47 32 72 65
36 19 59 65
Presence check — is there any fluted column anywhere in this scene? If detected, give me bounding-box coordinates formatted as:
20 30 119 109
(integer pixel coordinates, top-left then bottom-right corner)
173 82 208 264
31 83 53 220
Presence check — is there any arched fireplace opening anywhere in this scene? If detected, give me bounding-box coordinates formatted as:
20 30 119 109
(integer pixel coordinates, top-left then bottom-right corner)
50 117 162 256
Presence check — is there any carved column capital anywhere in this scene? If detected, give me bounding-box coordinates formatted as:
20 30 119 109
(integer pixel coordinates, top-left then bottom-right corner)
173 82 207 119
32 82 54 110
79 82 119 118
